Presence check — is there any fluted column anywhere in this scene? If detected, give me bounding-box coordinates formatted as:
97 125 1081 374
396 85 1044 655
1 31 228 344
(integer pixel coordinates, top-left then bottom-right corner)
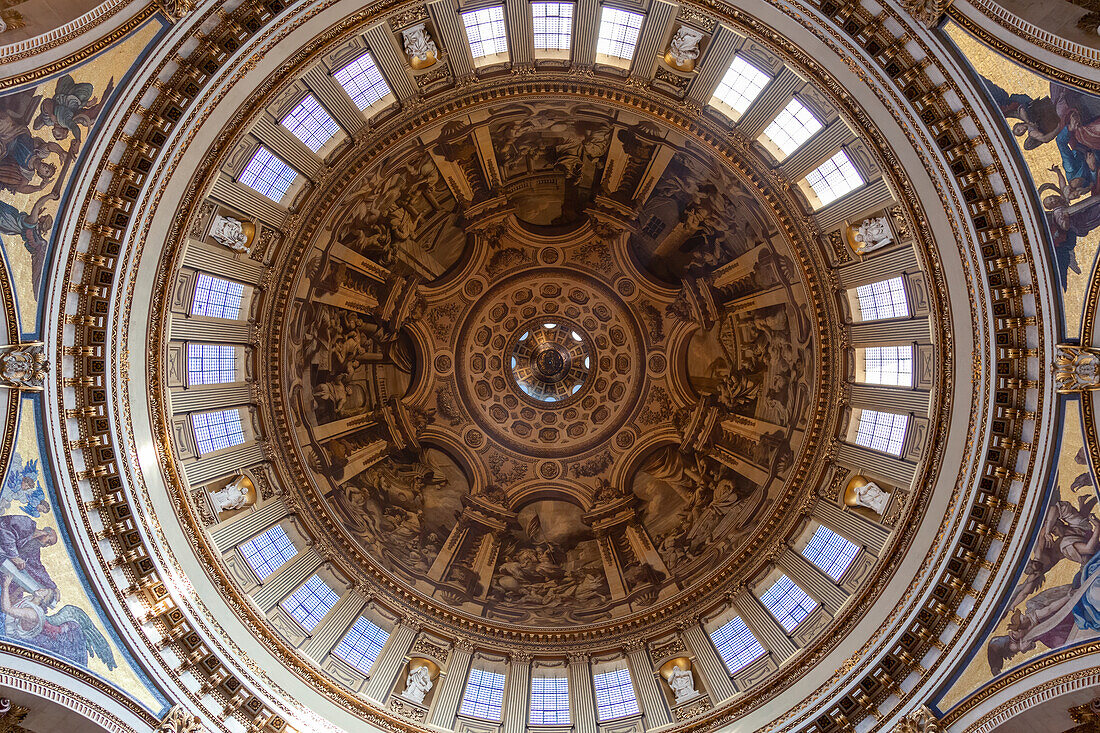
836 442 915 489
183 239 265 284
836 245 919 290
171 383 252 414
684 26 742 106
430 642 474 728
737 68 799 139
735 591 796 659
679 623 735 702
849 384 928 416
209 175 286 226
185 441 265 486
364 621 418 701
504 653 531 730
302 66 365 132
210 497 287 551
572 0 599 65
569 654 597 733
302 590 367 658
817 178 894 231
780 120 852 181
625 643 671 727
777 548 847 615
170 314 250 343
849 316 930 346
813 500 889 555
252 548 322 611
251 114 322 178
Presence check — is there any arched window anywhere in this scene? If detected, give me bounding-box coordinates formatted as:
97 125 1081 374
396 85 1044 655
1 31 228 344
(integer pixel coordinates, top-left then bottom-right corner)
709 616 765 674
333 53 392 110
854 277 909 321
280 575 339 632
460 667 507 721
239 524 298 581
191 409 245 454
238 146 299 201
804 150 863 206
280 94 341 152
759 575 818 631
187 344 238 385
853 409 908 455
529 675 570 725
333 616 390 674
593 666 639 721
801 525 860 581
762 97 822 157
711 56 770 116
191 274 244 319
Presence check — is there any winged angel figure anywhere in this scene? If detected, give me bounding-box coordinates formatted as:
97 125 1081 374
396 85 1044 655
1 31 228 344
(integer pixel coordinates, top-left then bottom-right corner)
1 573 116 670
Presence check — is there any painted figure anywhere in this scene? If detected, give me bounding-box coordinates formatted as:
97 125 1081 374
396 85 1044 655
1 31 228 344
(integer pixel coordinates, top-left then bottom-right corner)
0 454 49 517
34 74 113 144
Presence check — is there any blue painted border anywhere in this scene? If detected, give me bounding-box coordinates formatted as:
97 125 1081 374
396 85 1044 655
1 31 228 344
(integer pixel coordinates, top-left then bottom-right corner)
3 370 170 715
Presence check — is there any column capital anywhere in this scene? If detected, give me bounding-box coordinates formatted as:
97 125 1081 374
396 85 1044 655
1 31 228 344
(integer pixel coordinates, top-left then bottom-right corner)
157 704 205 733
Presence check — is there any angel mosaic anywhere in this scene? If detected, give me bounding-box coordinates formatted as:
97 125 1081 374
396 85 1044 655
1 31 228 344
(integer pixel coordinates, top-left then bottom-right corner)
982 78 1100 290
987 450 1100 674
0 453 50 517
0 513 115 671
0 74 113 293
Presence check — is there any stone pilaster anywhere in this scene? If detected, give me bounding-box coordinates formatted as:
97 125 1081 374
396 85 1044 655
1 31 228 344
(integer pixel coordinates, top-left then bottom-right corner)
777 548 847 615
430 643 474 728
209 497 287 551
569 654 597 733
625 643 672 726
302 590 367 658
252 548 322 611
504 653 531 730
364 621 419 701
679 623 735 702
735 591 796 659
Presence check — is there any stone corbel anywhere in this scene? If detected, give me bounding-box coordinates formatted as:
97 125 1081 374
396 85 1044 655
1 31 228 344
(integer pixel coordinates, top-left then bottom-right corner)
1055 344 1100 393
0 342 48 391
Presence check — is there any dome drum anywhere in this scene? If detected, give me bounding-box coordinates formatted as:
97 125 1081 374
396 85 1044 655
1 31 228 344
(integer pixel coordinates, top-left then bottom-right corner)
33 0 1041 729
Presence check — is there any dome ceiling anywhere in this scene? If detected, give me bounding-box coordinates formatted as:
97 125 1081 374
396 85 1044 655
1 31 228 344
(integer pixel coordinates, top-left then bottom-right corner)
270 98 820 630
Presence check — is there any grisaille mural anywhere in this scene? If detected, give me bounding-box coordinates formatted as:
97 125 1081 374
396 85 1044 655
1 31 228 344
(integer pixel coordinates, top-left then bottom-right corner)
274 99 814 625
